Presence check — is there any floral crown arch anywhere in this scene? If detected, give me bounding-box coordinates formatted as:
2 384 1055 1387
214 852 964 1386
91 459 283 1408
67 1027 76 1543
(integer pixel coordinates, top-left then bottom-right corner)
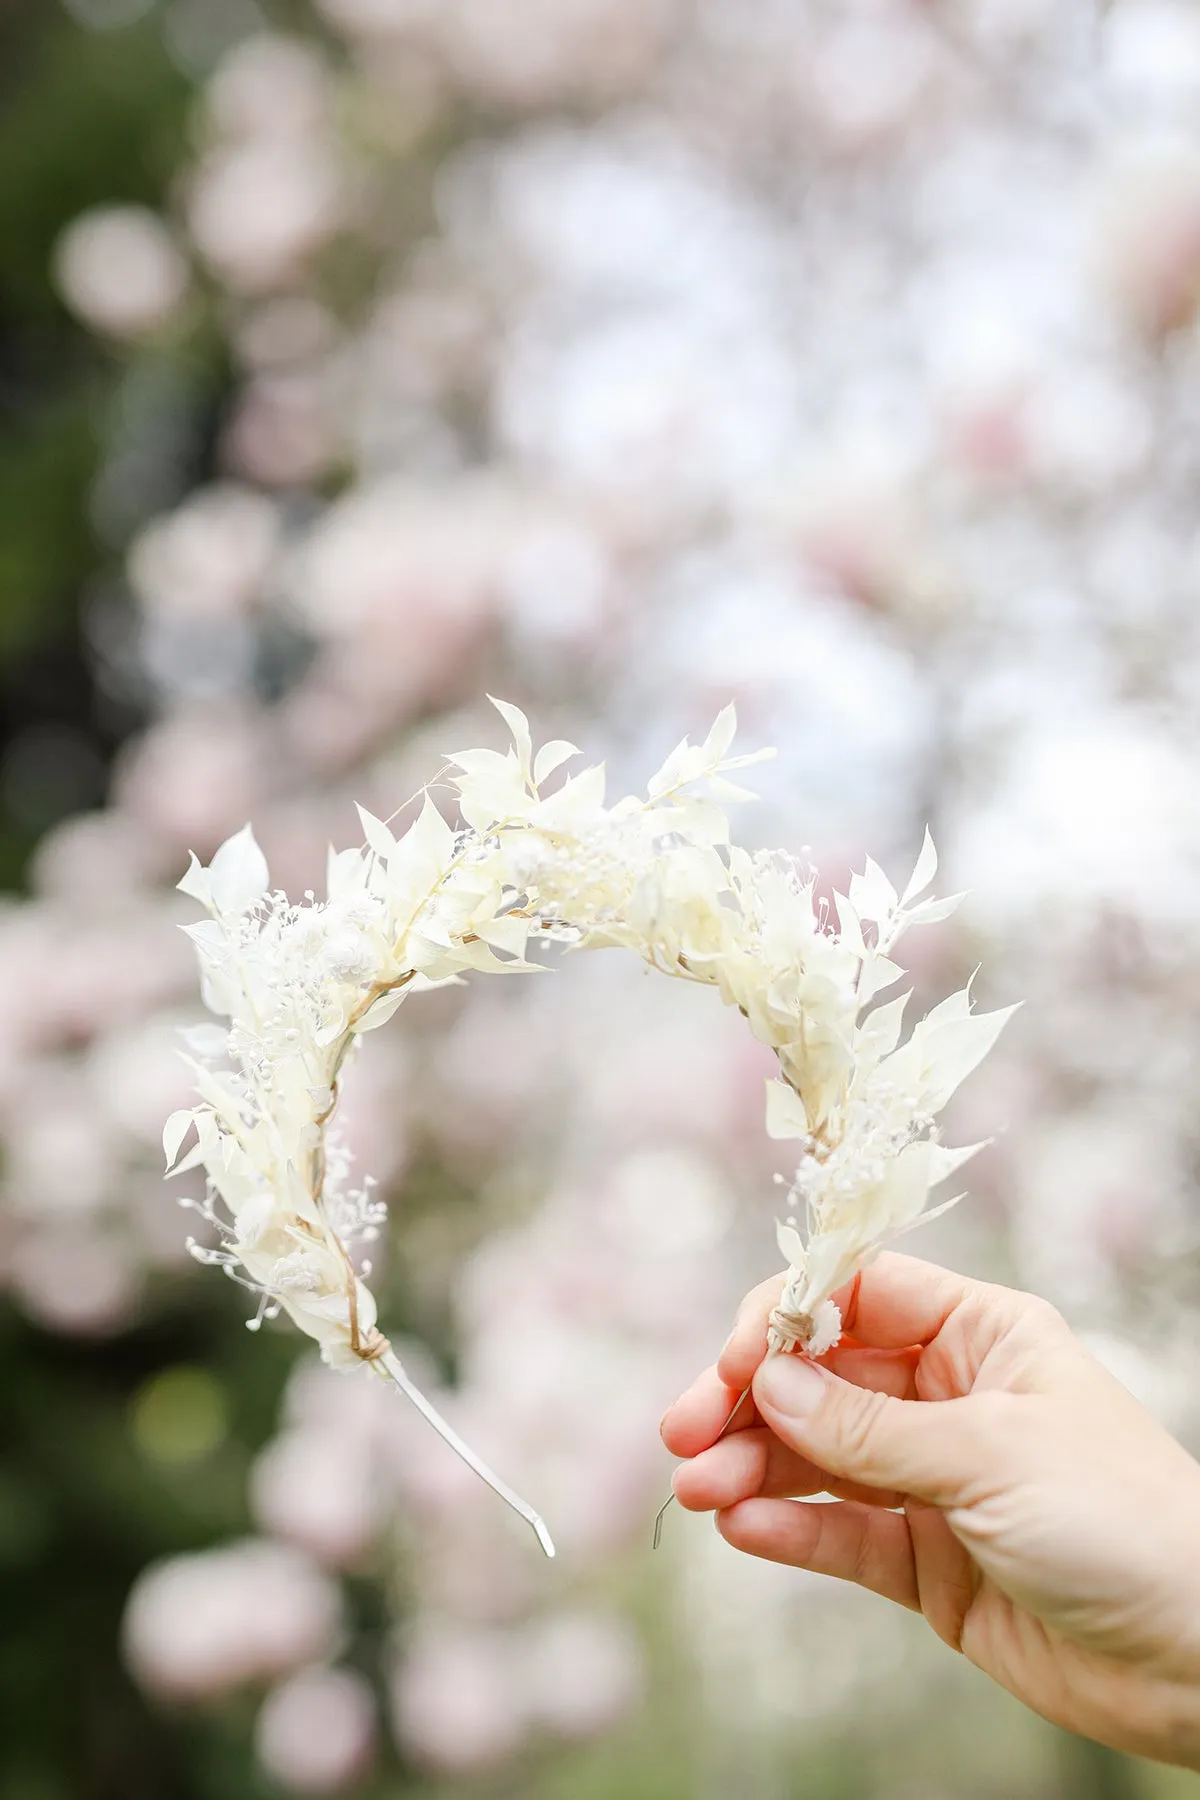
165 699 1015 1558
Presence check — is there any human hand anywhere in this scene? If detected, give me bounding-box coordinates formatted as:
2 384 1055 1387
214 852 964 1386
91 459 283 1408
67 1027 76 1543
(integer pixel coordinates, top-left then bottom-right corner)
661 1253 1200 1768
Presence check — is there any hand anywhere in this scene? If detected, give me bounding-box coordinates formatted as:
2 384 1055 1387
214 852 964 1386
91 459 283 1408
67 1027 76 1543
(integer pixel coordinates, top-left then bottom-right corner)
660 1253 1200 1768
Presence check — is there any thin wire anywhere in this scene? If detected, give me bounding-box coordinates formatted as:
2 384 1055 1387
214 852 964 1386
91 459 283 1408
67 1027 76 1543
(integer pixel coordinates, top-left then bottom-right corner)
378 1349 555 1558
653 1383 753 1550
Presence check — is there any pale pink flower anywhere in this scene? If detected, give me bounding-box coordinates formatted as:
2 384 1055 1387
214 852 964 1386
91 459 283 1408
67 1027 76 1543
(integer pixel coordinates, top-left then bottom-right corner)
223 374 337 488
188 143 344 294
437 0 681 106
123 1540 342 1701
805 13 951 155
256 1666 377 1794
129 487 279 621
389 1623 526 1773
251 1429 384 1568
54 206 189 339
88 1018 203 1147
11 1227 139 1335
115 708 268 852
31 812 171 905
206 36 333 141
3 1094 118 1219
522 1610 644 1738
1095 139 1200 339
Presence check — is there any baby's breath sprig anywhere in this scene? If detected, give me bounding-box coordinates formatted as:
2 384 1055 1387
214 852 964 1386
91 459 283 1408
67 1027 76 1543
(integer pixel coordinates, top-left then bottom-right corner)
167 698 1014 1556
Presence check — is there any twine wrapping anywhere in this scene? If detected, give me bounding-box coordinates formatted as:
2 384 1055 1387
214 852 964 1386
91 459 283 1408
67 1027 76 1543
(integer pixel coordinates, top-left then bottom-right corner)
355 1325 391 1363
767 1306 816 1355
766 1296 843 1358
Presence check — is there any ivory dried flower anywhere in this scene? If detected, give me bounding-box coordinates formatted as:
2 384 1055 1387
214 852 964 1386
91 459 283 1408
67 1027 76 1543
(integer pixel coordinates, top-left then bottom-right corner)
168 698 1014 1551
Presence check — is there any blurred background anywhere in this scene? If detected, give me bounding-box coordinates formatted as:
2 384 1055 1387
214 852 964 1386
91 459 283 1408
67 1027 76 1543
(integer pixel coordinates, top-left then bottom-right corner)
3 1 1200 1796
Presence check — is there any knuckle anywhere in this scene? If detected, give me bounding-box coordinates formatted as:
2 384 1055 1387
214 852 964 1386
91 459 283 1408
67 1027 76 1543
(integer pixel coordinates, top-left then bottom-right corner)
959 1389 1025 1453
846 1511 874 1589
1018 1292 1068 1336
828 1384 893 1469
983 1283 1064 1337
726 1275 786 1354
735 1273 781 1330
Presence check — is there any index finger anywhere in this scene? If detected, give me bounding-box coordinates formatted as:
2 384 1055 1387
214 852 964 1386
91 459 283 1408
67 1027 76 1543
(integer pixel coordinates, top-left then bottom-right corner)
716 1252 977 1388
660 1365 760 1459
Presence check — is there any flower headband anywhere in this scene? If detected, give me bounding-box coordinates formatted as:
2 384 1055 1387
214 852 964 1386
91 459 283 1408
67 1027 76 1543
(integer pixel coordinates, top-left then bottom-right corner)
167 699 1014 1555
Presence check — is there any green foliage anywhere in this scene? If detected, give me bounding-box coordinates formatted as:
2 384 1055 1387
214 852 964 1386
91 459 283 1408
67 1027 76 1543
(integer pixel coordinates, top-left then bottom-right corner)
0 1289 288 1800
0 1 194 894
0 3 189 323
0 9 248 1796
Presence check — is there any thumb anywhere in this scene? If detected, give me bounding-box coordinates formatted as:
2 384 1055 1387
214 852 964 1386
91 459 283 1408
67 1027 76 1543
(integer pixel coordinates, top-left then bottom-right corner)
752 1353 999 1508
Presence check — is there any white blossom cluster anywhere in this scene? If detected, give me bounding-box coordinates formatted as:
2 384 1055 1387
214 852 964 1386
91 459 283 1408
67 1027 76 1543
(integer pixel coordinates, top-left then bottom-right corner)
169 697 1011 1397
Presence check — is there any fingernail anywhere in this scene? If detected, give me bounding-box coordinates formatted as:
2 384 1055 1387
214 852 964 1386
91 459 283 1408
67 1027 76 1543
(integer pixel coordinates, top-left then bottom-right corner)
756 1356 827 1419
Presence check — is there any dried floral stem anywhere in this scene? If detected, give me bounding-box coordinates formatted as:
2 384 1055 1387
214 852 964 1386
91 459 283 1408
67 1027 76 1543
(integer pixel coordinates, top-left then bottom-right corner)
377 1349 556 1558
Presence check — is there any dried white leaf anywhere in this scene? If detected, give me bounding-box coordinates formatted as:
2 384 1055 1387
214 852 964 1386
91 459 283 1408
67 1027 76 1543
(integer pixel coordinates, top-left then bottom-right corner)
919 1004 1021 1113
488 696 534 777
706 774 760 804
850 856 898 925
857 954 905 1005
177 1023 230 1060
776 1220 807 1268
446 747 518 779
902 892 966 928
177 852 213 909
533 739 581 785
765 1078 810 1139
208 826 270 917
856 990 912 1060
721 748 776 771
531 762 607 828
901 827 938 907
646 736 692 800
327 845 368 903
356 806 398 862
474 913 533 958
929 1140 990 1187
356 990 409 1032
834 892 865 959
163 1109 197 1170
701 703 738 765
